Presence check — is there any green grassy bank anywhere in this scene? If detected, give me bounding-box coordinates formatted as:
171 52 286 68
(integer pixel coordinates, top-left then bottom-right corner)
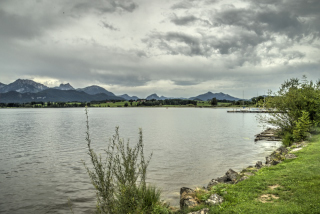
179 131 320 214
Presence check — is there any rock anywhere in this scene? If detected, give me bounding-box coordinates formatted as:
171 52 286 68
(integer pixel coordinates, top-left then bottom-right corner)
255 161 263 169
244 166 258 172
226 169 238 182
207 169 239 189
188 208 209 214
277 146 289 154
180 187 199 209
272 160 281 165
266 146 288 165
205 193 224 206
235 176 249 184
207 179 219 190
266 156 272 165
244 172 254 177
216 175 228 183
285 153 297 159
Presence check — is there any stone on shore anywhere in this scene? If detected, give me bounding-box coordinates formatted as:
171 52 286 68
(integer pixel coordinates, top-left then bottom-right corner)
207 179 219 190
285 153 297 159
235 176 249 184
226 169 238 182
205 193 224 206
265 146 289 165
207 169 239 189
180 187 199 209
188 208 209 214
255 161 263 169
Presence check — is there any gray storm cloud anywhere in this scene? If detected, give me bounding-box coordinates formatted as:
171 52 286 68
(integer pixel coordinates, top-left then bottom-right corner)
0 0 319 98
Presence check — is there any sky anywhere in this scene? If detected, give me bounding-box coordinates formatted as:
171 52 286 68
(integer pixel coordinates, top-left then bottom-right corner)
0 0 319 99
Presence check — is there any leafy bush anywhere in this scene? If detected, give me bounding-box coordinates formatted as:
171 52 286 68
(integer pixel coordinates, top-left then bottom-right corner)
293 111 312 142
83 108 167 213
258 76 320 139
282 131 294 147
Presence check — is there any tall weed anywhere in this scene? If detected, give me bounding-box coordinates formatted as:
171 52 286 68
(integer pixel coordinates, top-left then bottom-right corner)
83 107 166 213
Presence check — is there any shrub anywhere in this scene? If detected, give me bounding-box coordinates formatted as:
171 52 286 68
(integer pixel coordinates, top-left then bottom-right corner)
293 111 312 142
282 131 294 147
83 108 166 213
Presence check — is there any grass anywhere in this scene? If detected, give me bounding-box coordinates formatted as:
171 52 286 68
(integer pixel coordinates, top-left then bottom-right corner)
177 130 320 213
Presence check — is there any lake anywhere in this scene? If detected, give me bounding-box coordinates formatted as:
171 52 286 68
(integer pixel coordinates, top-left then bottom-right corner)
0 108 281 213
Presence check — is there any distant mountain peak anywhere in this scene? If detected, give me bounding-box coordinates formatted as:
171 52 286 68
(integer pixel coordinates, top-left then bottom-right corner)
77 85 115 97
54 83 75 90
189 91 240 101
0 82 6 89
119 94 140 100
0 79 48 93
146 93 160 100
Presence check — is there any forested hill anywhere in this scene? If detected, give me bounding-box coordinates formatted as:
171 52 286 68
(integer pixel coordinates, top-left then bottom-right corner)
0 89 124 103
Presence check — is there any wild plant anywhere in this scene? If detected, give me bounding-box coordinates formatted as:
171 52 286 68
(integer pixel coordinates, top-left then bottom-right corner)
83 107 166 213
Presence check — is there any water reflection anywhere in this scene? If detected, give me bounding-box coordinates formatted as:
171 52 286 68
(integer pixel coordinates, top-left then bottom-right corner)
0 108 281 213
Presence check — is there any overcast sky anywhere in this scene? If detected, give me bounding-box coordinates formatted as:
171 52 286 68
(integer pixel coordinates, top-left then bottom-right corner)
1 0 319 98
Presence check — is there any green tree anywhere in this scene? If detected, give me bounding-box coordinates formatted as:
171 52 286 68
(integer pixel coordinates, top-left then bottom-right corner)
293 111 312 142
259 76 320 142
210 97 218 106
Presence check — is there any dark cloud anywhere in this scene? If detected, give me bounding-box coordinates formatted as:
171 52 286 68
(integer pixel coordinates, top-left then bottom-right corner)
144 30 273 62
0 0 138 41
171 0 220 10
173 80 203 86
0 8 65 40
101 21 119 31
145 32 205 56
0 0 319 98
145 0 320 67
73 0 138 14
213 1 320 39
170 14 212 26
211 7 306 40
171 0 194 9
170 15 198 25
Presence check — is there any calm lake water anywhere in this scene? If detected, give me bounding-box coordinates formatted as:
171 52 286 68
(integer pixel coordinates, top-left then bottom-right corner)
0 108 281 213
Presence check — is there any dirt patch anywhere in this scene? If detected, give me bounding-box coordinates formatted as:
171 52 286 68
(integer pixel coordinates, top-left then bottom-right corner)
258 194 279 203
269 184 281 190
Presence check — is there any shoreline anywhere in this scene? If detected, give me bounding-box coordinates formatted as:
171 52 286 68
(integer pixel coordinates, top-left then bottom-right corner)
176 130 318 213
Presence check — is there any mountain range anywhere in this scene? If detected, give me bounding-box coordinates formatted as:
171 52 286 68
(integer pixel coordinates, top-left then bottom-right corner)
0 79 242 103
189 92 241 101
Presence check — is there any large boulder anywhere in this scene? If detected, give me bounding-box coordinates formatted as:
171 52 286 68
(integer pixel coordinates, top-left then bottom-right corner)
207 169 239 189
180 187 199 209
226 169 238 182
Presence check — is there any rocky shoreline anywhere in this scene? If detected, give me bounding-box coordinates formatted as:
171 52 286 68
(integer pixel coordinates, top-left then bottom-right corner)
178 135 307 214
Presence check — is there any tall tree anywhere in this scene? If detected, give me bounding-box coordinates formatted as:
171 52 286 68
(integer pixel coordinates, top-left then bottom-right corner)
210 97 218 106
259 76 320 138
